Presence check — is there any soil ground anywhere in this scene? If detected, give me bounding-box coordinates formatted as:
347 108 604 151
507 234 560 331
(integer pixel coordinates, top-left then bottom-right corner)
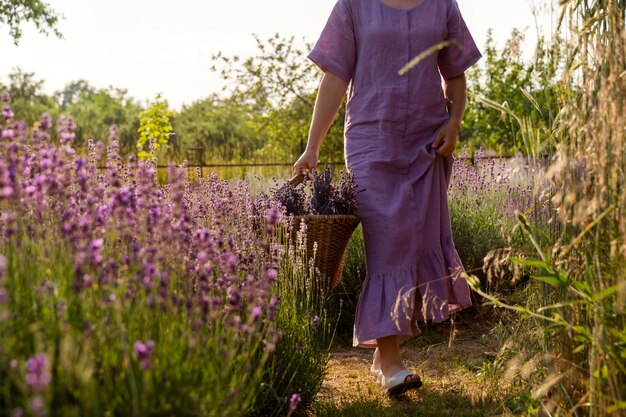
309 307 520 417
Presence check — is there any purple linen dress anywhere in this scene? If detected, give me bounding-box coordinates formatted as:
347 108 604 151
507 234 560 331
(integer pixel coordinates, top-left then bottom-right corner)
309 0 482 347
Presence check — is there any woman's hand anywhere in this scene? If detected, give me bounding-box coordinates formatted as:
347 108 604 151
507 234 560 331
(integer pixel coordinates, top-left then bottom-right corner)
432 73 467 157
430 119 460 157
293 149 319 174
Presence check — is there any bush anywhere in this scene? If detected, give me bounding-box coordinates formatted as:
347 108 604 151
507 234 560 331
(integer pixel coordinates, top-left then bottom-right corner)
448 150 543 291
0 105 332 416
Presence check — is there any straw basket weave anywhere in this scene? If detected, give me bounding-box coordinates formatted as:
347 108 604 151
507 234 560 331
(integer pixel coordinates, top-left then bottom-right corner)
292 214 360 290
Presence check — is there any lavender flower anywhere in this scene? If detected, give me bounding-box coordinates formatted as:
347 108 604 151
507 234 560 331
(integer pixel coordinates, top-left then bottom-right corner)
29 396 46 417
267 296 279 321
56 116 76 145
289 393 302 411
25 354 51 392
270 181 307 216
0 102 291 414
39 113 52 131
1 92 13 121
88 238 104 265
1 127 14 139
251 306 262 322
265 206 282 232
311 315 320 332
134 340 155 370
310 167 334 215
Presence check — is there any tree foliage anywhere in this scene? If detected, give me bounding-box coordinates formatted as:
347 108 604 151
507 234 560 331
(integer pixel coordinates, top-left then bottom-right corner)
462 29 562 156
0 68 58 125
137 94 173 160
0 0 63 45
173 95 256 163
60 81 142 152
212 34 345 163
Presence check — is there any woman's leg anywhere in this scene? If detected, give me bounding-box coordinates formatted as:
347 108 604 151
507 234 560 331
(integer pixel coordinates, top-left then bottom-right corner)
376 335 421 382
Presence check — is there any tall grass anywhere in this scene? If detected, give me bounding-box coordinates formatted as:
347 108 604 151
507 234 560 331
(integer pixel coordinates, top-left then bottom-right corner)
469 2 626 415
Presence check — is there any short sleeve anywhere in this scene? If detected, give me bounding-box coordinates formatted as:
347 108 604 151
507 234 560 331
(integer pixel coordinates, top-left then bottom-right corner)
308 0 356 85
437 0 482 80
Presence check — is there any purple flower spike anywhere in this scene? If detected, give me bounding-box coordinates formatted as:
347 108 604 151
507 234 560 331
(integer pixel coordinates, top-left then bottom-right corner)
134 339 155 370
39 114 52 131
265 207 281 226
56 115 77 145
88 238 104 265
29 396 46 417
0 254 6 277
2 105 14 121
311 315 320 332
1 128 14 139
1 92 12 121
252 306 262 322
25 354 51 392
289 393 302 411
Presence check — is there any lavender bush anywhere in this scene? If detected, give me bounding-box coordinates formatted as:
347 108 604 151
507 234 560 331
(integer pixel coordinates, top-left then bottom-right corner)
252 216 335 416
448 147 547 290
0 94 332 416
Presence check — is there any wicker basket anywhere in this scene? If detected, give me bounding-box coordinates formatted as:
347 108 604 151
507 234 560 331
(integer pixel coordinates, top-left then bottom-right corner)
291 214 361 290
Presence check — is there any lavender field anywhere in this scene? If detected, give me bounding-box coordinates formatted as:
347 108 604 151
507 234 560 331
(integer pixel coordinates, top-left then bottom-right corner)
1 2 626 414
0 92 547 416
0 94 336 416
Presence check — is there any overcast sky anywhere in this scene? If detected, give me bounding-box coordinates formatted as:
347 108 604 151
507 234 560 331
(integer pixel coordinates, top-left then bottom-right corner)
0 0 555 110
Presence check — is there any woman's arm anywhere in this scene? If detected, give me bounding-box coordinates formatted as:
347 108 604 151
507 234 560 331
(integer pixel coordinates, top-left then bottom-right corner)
294 71 348 173
431 73 467 156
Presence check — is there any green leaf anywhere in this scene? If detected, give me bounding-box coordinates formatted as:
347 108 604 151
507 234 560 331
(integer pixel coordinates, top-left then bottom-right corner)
591 286 618 302
510 257 550 270
572 280 592 296
608 327 626 344
573 326 591 341
592 365 609 380
533 274 566 287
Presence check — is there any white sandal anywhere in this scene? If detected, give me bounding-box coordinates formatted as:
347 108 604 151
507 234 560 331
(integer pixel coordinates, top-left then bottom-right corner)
381 369 423 396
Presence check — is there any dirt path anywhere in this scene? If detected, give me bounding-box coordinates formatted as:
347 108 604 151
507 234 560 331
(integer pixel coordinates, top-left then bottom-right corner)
310 310 517 417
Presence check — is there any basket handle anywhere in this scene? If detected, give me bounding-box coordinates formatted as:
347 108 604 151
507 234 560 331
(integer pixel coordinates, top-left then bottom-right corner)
288 171 313 186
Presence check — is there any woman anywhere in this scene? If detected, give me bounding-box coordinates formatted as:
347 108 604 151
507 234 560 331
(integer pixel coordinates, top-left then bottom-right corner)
294 0 481 395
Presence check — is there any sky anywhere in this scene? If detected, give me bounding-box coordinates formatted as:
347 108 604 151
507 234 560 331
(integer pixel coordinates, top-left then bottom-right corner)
0 0 555 110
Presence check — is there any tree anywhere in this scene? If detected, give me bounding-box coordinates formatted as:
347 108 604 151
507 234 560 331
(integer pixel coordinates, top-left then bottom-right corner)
173 95 256 162
137 94 173 160
61 84 142 152
0 0 63 45
462 29 562 156
56 80 95 111
212 34 345 163
0 67 59 126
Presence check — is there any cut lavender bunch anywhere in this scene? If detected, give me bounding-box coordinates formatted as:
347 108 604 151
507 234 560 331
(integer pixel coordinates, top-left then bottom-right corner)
332 168 359 216
267 166 359 217
269 180 307 216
